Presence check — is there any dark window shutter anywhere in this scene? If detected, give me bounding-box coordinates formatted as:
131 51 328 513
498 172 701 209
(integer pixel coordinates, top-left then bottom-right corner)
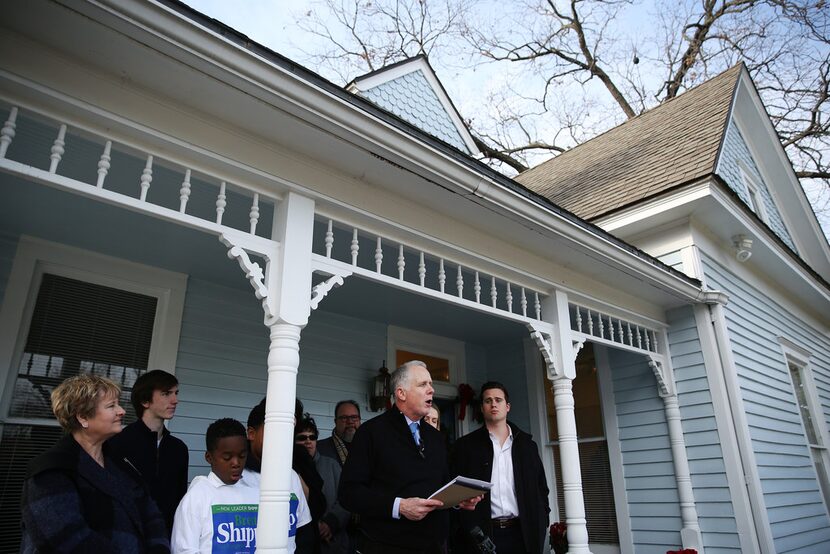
0 273 157 552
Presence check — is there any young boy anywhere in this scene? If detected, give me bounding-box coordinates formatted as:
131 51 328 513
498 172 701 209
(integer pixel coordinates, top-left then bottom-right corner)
108 369 188 536
172 417 310 553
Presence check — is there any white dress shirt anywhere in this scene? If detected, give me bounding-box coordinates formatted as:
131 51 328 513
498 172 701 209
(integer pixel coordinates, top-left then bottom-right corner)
489 426 519 518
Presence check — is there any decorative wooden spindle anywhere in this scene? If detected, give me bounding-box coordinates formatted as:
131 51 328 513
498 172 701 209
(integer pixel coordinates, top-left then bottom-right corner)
0 106 18 158
644 329 651 351
96 140 111 188
490 276 497 308
456 265 464 298
626 322 633 345
418 252 426 286
618 320 624 343
179 169 191 213
474 272 481 303
534 292 541 320
609 317 615 342
506 283 513 312
575 307 583 333
587 310 594 335
324 220 334 257
598 314 605 338
520 288 527 316
215 181 227 224
636 326 643 349
139 155 153 201
398 245 405 280
249 194 260 235
438 259 446 293
374 237 382 273
350 228 359 265
49 124 66 174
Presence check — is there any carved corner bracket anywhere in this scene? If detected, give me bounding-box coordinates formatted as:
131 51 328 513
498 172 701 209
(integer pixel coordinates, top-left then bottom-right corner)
310 257 353 311
311 275 344 310
219 234 276 324
648 354 675 398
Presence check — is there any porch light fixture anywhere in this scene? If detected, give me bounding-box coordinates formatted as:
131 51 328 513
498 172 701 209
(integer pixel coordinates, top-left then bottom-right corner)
732 234 753 262
370 361 391 412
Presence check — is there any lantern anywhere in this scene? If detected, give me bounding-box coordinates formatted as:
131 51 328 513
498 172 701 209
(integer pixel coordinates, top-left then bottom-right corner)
370 361 391 412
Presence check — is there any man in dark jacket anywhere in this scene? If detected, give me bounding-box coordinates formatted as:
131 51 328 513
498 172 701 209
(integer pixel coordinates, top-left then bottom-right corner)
107 370 188 536
339 361 481 554
452 381 550 554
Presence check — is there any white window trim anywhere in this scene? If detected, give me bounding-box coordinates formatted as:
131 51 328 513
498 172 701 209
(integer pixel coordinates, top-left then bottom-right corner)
779 337 830 516
386 325 466 400
739 164 769 224
0 236 187 425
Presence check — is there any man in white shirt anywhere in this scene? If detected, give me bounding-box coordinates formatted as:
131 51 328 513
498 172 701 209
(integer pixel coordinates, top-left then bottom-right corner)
452 382 551 554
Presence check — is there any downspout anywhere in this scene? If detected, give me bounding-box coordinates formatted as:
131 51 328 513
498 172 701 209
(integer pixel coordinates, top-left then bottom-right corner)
706 302 775 552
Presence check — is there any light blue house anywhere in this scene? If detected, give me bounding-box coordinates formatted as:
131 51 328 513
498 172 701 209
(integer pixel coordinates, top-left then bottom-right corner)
0 2 827 554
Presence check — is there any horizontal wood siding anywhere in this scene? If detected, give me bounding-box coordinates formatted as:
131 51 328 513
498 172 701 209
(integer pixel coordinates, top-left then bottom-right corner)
485 340 531 432
171 277 387 481
609 347 683 553
667 306 742 553
702 254 830 552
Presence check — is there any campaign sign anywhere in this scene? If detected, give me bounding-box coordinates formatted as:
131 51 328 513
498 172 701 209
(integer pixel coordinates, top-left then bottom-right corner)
211 504 258 553
288 493 299 537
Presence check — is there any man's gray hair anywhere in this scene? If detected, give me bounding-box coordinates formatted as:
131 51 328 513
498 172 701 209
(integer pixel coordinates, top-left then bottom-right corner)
391 360 427 394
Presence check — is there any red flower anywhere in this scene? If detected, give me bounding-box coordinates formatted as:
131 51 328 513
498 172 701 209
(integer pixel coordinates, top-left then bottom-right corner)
549 522 567 554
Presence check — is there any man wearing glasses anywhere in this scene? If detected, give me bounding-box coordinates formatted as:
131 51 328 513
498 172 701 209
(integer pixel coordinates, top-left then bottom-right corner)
318 400 361 467
339 361 481 554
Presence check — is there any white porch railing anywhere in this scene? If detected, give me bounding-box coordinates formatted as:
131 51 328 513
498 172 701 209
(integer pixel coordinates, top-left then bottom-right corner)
0 103 278 246
313 217 548 324
569 302 659 355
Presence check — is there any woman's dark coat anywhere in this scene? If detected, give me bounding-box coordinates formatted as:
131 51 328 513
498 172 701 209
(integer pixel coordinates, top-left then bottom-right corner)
20 434 170 553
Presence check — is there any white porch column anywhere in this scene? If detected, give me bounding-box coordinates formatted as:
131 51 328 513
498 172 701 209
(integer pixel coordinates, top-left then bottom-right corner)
552 376 591 554
258 192 315 553
540 290 592 554
225 191 314 554
650 356 704 552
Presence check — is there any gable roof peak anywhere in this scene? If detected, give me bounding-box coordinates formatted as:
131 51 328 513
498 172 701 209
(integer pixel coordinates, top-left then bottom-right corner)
346 56 479 155
514 63 744 220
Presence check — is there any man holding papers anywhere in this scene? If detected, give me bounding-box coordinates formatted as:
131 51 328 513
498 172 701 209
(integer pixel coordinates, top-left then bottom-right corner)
452 382 551 554
340 361 481 554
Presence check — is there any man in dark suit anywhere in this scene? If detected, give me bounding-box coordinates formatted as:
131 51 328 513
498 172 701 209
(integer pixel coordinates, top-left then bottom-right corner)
452 381 551 554
339 361 480 554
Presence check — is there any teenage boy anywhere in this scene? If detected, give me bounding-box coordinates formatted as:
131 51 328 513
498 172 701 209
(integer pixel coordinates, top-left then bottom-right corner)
108 369 188 535
172 418 262 553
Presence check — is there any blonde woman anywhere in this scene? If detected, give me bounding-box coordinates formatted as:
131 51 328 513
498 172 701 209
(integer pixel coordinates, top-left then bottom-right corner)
425 405 441 431
20 374 169 553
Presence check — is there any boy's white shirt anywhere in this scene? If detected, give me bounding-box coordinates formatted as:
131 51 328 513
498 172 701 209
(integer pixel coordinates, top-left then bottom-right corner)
171 469 311 554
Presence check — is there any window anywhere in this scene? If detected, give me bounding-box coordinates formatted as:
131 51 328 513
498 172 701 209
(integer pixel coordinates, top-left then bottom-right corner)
545 342 619 544
0 237 186 552
740 167 769 223
787 357 830 513
387 325 465 399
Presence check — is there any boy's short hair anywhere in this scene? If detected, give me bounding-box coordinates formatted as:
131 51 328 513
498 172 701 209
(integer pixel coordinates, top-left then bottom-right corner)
247 398 266 430
131 369 178 417
206 418 247 452
479 381 510 404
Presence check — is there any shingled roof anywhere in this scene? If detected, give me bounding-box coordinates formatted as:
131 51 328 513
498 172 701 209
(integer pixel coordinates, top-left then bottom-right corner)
515 64 743 220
